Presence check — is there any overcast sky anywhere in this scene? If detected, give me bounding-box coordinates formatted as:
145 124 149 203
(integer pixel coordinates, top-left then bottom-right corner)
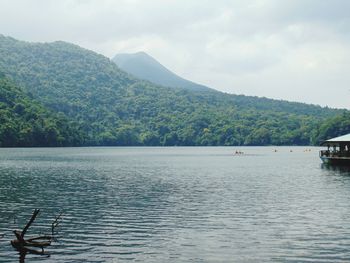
0 0 349 109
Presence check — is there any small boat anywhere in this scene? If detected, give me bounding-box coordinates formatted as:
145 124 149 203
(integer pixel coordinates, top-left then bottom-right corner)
320 133 350 165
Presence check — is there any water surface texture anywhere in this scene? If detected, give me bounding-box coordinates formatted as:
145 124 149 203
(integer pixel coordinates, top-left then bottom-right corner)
1 147 350 262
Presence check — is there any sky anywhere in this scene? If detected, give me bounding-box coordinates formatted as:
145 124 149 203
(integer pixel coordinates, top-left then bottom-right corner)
0 0 349 109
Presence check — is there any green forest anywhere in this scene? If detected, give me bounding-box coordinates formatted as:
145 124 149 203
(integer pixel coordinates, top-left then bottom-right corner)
0 35 348 147
0 74 83 146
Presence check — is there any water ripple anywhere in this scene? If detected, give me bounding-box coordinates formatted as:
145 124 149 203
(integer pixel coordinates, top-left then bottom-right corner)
1 147 350 262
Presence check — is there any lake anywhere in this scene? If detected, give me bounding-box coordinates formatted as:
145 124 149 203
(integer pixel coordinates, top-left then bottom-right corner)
1 147 350 262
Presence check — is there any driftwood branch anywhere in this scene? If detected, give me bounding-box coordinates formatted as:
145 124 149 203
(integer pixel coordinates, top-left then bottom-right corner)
11 209 62 253
21 209 40 239
51 211 63 235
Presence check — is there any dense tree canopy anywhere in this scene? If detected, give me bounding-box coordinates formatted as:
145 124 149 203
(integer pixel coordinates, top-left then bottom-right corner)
0 74 83 146
315 112 350 143
0 35 346 146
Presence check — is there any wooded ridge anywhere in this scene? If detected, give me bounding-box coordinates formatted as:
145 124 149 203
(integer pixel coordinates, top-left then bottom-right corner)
0 35 347 146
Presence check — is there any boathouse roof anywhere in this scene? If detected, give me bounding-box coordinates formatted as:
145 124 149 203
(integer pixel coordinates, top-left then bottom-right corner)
321 133 350 145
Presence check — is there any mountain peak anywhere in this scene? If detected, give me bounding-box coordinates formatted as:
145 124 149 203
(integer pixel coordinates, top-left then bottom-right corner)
113 51 157 68
112 51 210 92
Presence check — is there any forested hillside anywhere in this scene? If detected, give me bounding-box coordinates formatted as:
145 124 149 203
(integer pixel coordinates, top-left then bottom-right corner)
0 35 346 146
316 112 350 142
0 73 83 146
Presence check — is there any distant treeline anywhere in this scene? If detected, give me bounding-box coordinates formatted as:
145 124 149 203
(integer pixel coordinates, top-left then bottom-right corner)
0 35 347 147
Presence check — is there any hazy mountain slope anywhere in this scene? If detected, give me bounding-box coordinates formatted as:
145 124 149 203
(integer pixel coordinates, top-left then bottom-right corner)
0 35 344 146
112 51 341 118
113 52 211 92
0 73 83 146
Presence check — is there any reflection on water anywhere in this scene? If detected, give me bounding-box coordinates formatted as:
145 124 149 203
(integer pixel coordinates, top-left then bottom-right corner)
321 163 350 174
16 246 50 263
1 147 350 262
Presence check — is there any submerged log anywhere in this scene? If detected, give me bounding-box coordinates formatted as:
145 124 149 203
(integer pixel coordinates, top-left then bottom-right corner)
11 237 51 249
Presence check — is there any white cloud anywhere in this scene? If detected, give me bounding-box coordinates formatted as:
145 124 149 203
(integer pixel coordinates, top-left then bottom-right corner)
0 0 349 108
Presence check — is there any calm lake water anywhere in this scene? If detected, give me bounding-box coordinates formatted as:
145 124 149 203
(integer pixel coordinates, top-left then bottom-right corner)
1 147 350 262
